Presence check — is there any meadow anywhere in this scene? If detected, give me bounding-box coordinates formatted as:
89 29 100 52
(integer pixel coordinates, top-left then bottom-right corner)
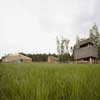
0 63 100 100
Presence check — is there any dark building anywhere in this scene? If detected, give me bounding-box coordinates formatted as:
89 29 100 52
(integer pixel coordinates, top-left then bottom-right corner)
98 47 100 59
73 39 98 63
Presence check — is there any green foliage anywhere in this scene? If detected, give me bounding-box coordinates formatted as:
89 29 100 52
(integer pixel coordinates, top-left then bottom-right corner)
56 37 60 55
0 63 100 100
76 35 80 48
0 59 2 63
59 53 73 63
89 24 100 46
56 36 70 55
56 36 70 63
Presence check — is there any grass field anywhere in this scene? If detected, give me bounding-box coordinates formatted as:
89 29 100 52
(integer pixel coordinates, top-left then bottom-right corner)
0 63 100 100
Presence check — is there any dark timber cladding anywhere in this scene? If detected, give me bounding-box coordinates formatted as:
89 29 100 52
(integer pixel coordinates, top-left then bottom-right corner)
98 47 100 59
73 39 98 63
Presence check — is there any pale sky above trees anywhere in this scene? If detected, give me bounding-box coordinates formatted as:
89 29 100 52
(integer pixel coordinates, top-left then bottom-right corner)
0 0 100 58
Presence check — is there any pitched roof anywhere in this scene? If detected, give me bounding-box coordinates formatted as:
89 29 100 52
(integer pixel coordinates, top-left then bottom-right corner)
2 53 32 61
79 38 94 46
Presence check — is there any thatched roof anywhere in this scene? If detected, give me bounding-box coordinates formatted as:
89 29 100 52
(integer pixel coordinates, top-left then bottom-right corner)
2 53 32 62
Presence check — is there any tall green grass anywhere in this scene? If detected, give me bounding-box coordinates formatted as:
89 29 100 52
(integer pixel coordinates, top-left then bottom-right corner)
0 63 100 100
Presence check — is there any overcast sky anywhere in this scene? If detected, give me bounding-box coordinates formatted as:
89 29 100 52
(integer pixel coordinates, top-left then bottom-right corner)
0 0 100 57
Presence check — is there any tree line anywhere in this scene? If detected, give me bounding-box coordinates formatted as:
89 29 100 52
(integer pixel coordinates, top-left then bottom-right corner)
19 53 73 62
19 53 57 62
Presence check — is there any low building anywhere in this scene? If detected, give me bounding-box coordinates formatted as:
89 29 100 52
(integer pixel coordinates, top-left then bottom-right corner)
48 56 58 63
73 39 98 63
2 53 32 63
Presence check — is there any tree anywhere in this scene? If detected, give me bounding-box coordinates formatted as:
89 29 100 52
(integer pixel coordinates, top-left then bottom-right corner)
76 35 80 48
56 36 70 62
0 59 2 63
56 36 60 55
89 24 100 47
63 38 70 53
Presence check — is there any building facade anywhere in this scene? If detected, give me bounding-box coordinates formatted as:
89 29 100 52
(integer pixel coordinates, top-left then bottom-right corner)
48 56 58 63
73 39 98 63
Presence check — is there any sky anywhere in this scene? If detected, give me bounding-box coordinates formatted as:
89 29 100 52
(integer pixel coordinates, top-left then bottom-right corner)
0 0 100 58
